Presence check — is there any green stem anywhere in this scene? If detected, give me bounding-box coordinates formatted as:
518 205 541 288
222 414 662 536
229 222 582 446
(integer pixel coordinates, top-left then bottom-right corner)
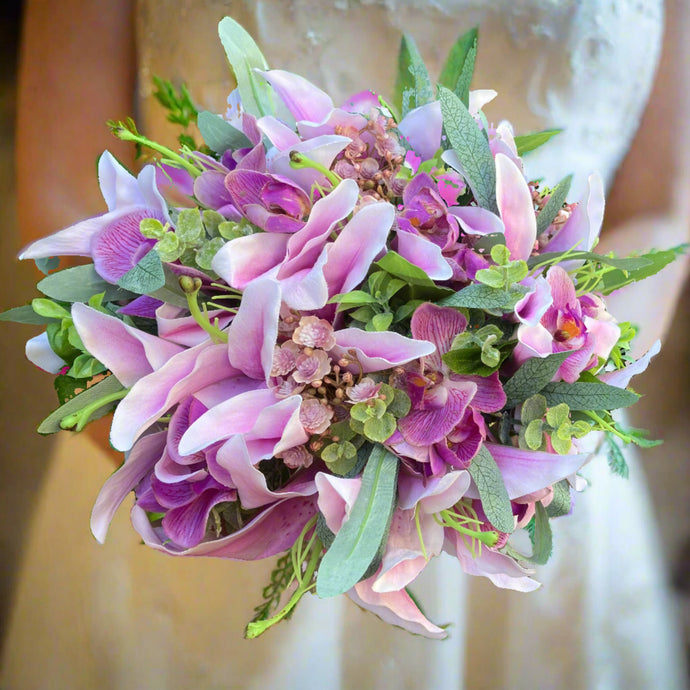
289 151 341 187
181 278 228 343
582 410 633 444
245 537 322 639
60 388 129 432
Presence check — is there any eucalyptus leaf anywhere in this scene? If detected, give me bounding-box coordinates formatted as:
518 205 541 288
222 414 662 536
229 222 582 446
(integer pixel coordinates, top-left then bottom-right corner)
438 86 497 212
0 305 60 325
528 501 553 565
536 174 572 235
546 480 572 518
438 27 478 106
468 445 514 534
217 17 276 118
38 264 135 303
38 375 124 435
502 351 572 408
540 381 639 411
514 129 562 156
197 110 252 153
316 445 399 598
117 250 166 294
35 256 59 274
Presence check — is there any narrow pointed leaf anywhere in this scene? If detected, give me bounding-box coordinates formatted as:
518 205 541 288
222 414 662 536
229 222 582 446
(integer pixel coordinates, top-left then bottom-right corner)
536 174 572 235
316 445 399 598
38 264 134 303
514 129 562 156
218 17 275 118
540 381 639 411
394 34 433 117
37 375 124 435
468 445 514 534
439 27 478 105
438 86 497 212
502 351 572 408
528 249 652 271
0 305 59 325
528 501 552 564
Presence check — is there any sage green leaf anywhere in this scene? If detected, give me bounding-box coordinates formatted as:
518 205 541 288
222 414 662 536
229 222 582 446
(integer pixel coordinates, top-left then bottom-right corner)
526 501 553 565
35 256 60 274
536 174 572 235
502 351 572 408
387 389 411 418
545 403 570 428
438 26 478 106
524 420 544 450
549 432 572 455
442 346 504 377
147 265 193 309
521 394 547 423
527 250 653 272
195 237 226 270
438 85 497 212
605 432 629 478
316 445 399 598
68 354 106 380
197 110 252 153
176 208 204 245
514 129 562 156
546 480 572 518
38 375 124 435
363 413 396 443
217 17 275 118
540 381 639 411
437 283 528 311
0 305 59 325
38 265 134 303
202 210 225 237
598 244 688 295
394 34 433 117
468 445 514 533
117 250 165 294
375 252 435 288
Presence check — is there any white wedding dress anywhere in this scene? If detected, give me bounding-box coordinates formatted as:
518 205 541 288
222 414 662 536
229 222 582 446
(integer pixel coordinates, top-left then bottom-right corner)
2 2 686 688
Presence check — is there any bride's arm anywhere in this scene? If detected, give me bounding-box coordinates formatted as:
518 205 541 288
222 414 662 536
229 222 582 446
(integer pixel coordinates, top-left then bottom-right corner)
599 0 690 355
17 0 136 462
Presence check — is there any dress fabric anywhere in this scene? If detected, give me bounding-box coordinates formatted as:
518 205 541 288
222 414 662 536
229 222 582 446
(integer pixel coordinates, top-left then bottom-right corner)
2 1 686 688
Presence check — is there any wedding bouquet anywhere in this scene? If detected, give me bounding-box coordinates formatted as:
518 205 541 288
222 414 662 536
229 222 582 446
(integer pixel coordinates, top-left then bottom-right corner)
4 18 683 639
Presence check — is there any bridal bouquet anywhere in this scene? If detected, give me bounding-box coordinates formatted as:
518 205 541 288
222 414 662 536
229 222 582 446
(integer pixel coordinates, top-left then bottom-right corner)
4 19 683 639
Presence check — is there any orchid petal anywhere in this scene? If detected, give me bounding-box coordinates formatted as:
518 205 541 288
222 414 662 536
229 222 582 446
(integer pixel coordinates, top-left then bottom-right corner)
495 153 537 261
72 303 183 387
398 101 442 161
469 89 497 116
257 115 301 149
410 303 467 368
315 472 361 533
259 69 334 123
155 304 233 347
90 431 166 543
398 471 471 513
515 276 553 326
395 231 453 280
25 332 66 373
226 277 281 380
600 340 661 388
332 328 435 372
448 205 505 236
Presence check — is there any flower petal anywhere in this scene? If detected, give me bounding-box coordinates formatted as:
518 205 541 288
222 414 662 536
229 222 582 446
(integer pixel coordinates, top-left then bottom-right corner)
398 101 442 161
25 332 66 373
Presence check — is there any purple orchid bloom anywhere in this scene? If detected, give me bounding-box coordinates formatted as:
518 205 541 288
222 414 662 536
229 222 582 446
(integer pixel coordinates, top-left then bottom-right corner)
514 266 620 382
392 303 505 474
212 179 395 310
224 169 311 233
20 151 169 283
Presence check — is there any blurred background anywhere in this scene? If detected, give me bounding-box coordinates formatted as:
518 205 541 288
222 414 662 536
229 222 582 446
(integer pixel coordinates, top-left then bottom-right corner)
0 0 688 684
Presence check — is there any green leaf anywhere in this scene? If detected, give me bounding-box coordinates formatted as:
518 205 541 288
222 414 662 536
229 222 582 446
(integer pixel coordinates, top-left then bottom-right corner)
468 445 514 534
37 375 124 435
598 244 688 295
148 265 196 310
35 256 60 274
54 374 91 405
536 175 572 235
375 252 434 288
437 283 527 311
521 394 547 423
549 431 572 455
0 305 60 325
176 208 204 245
217 17 276 119
438 27 478 106
502 351 572 408
197 110 252 153
386 388 412 418
117 250 165 294
370 312 393 331
524 420 545 450
438 85 498 213
394 35 433 117
605 432 629 478
545 403 570 428
363 413 397 443
195 237 226 270
514 129 562 156
528 501 553 564
540 381 639 411
316 445 399 598
528 249 651 272
442 344 509 376
546 480 572 518
38 264 134 303
330 290 378 306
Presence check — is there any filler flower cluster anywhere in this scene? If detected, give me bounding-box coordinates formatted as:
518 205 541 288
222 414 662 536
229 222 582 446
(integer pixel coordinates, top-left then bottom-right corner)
4 19 684 639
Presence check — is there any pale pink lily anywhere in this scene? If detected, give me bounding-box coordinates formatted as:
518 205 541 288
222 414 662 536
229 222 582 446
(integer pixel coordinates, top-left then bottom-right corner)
19 151 168 283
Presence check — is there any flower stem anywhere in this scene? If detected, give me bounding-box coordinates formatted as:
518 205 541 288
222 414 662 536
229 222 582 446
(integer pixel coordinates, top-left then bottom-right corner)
289 151 341 187
60 387 129 432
